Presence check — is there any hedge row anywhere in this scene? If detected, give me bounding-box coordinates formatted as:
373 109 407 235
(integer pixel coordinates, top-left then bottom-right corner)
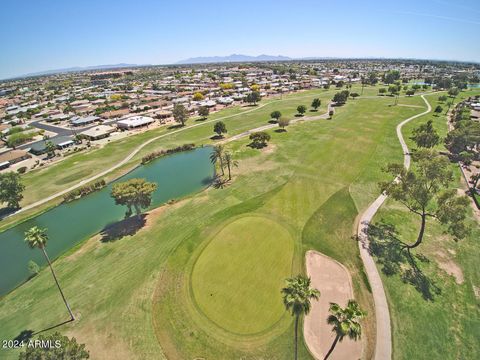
141 143 195 164
63 179 106 203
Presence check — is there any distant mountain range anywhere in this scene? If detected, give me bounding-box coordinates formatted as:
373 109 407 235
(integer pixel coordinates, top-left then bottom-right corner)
21 63 142 78
176 54 292 64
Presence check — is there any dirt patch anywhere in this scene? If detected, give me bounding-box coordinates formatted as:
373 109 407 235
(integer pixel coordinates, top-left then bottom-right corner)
473 285 480 299
304 250 363 360
66 324 134 360
65 235 101 261
435 251 464 284
261 143 277 154
144 205 168 230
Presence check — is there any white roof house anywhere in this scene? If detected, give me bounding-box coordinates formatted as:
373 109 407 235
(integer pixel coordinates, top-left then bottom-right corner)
198 100 216 108
117 116 155 129
81 125 115 140
216 97 234 105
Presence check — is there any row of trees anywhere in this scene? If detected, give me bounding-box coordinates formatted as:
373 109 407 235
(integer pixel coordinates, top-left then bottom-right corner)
281 274 366 360
444 97 480 163
333 90 350 105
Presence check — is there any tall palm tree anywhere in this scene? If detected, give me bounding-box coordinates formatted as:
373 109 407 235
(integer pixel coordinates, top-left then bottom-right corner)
24 226 75 321
223 152 238 180
282 275 320 360
324 299 366 360
210 145 225 176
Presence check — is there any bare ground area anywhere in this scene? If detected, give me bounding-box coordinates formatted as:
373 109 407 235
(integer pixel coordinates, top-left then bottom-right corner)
304 250 363 360
434 250 464 284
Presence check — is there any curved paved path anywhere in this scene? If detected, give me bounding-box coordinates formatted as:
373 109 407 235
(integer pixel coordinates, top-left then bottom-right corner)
356 94 431 360
11 97 331 217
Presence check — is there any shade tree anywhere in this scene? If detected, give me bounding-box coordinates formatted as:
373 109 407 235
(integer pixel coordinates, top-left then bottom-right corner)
110 178 157 218
19 332 89 359
278 117 290 131
0 172 25 209
249 131 271 148
198 106 209 119
270 110 282 122
297 105 307 115
409 120 440 148
172 104 188 126
213 121 227 138
379 149 469 253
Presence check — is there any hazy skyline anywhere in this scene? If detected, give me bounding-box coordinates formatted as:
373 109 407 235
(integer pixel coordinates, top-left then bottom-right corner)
1 0 479 79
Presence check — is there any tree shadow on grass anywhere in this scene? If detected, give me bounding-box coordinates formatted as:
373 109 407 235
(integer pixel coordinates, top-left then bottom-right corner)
364 221 441 301
210 134 224 140
13 329 34 342
247 142 267 149
0 206 17 220
212 176 230 189
268 120 278 124
100 215 146 242
33 319 74 335
13 319 74 342
167 124 184 130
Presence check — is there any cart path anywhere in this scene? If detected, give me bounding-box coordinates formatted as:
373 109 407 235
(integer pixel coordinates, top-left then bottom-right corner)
10 102 275 217
356 94 431 360
9 90 428 217
10 100 332 218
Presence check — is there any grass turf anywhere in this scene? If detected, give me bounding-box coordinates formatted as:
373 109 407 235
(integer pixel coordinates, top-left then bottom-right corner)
2 87 465 359
371 89 480 360
191 215 294 335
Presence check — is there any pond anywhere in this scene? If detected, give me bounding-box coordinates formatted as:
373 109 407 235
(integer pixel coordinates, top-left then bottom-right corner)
0 146 214 296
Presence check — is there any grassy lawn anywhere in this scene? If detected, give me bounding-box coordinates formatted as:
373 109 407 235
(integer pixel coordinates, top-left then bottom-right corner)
0 89 443 359
371 88 480 360
0 87 338 232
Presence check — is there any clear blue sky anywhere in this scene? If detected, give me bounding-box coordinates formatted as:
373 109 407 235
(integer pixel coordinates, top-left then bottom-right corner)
1 0 479 79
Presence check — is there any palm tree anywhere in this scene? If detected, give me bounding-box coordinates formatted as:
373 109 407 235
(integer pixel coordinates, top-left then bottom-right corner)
24 226 75 321
210 145 225 176
324 299 366 360
223 152 238 180
282 275 320 360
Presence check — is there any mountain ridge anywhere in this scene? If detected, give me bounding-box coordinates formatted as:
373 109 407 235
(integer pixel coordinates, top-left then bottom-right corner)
176 54 292 64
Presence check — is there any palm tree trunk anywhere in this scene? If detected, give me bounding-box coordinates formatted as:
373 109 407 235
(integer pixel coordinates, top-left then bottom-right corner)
219 157 225 176
324 334 340 360
227 162 231 180
294 314 299 360
41 248 75 321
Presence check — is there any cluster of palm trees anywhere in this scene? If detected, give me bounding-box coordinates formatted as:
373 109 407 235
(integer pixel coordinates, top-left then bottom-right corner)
209 144 238 181
281 274 366 360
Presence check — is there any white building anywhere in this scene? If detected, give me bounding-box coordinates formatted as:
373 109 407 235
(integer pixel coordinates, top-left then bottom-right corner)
117 116 155 129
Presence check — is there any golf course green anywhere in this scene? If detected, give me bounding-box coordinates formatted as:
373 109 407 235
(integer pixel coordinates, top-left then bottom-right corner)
191 215 294 335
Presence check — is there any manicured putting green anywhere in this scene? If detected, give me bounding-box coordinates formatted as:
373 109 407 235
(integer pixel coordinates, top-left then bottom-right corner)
191 215 294 335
